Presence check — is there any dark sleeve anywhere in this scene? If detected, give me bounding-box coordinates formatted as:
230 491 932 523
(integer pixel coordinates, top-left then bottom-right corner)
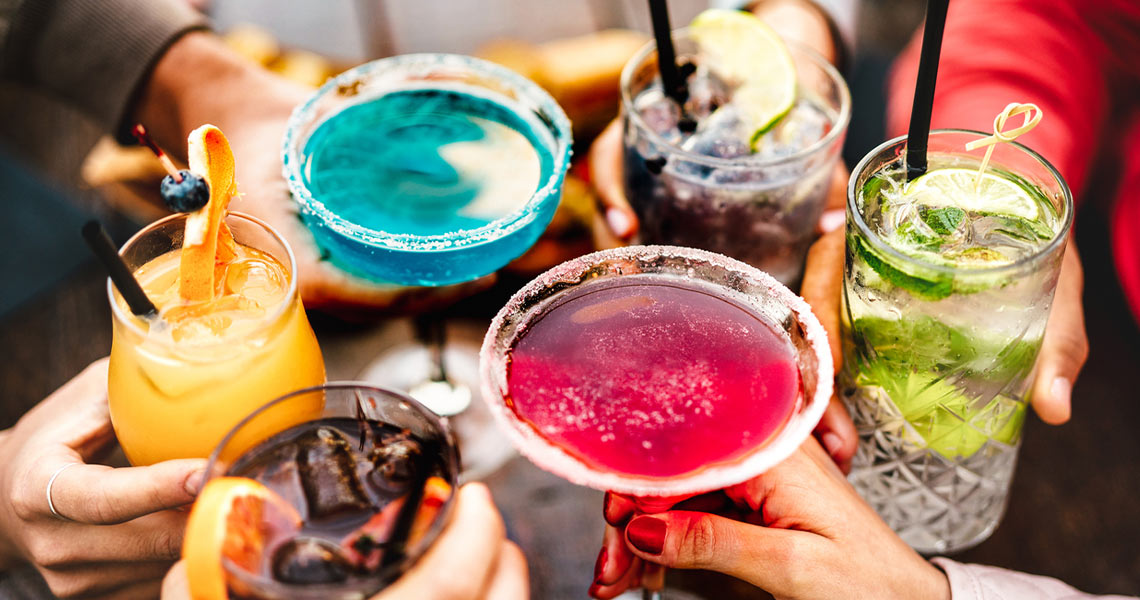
0 0 209 139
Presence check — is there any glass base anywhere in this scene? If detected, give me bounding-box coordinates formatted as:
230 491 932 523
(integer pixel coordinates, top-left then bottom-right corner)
358 338 516 481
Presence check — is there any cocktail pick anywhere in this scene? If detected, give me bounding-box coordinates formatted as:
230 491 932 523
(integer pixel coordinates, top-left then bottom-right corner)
905 0 951 181
131 124 183 182
648 0 686 105
964 102 1043 190
81 221 158 318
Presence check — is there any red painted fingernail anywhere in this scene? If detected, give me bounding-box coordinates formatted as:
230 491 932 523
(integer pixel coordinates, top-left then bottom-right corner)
627 516 667 555
593 548 608 584
603 492 619 526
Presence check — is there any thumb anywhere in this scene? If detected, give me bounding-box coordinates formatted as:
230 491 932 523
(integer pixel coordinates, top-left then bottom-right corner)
588 119 638 240
1032 238 1087 425
161 561 190 600
623 511 821 595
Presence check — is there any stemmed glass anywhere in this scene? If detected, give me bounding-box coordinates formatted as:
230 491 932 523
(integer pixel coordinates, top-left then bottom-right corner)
282 53 572 479
480 246 834 598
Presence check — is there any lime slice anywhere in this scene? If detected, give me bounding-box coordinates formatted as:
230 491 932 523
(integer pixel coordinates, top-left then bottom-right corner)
903 168 1039 220
689 9 797 145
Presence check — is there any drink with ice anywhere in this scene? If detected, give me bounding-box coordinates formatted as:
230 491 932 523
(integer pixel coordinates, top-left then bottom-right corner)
842 130 1073 553
621 11 850 286
108 212 325 465
283 53 571 286
191 385 459 598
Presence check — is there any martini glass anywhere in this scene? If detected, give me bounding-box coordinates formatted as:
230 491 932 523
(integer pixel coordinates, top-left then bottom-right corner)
480 245 834 598
283 53 572 478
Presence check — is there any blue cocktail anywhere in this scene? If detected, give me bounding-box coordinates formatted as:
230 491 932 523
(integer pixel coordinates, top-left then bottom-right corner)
283 54 572 286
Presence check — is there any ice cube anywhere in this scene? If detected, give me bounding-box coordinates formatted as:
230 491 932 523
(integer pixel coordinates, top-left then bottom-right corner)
634 88 683 143
297 427 371 520
272 537 352 584
683 66 732 123
234 442 309 519
367 431 422 495
680 106 752 160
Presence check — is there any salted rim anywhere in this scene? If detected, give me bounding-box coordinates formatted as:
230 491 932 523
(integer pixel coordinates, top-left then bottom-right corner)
847 129 1075 277
478 245 834 497
107 211 299 351
207 382 461 597
619 29 852 170
281 53 573 253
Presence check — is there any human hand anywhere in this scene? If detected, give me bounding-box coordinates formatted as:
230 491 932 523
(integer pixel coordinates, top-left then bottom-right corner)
0 358 206 599
136 32 493 317
592 439 950 600
161 482 528 600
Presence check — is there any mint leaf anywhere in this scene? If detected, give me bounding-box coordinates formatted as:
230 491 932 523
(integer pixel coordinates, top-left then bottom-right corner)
920 206 965 235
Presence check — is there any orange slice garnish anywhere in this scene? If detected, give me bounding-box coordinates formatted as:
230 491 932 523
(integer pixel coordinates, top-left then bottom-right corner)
183 477 301 600
179 125 239 302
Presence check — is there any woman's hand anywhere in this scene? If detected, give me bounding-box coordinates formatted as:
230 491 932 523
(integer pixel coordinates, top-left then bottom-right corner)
0 358 206 599
136 32 493 317
592 440 950 600
161 483 528 600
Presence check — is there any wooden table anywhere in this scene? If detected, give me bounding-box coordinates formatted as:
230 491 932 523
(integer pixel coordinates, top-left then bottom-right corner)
2 206 1138 599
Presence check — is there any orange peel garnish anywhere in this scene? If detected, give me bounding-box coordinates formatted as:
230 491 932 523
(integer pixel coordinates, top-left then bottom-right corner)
179 125 239 302
184 477 302 600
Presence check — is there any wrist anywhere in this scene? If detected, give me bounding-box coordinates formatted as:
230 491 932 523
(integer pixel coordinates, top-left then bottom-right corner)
134 31 308 158
0 432 23 571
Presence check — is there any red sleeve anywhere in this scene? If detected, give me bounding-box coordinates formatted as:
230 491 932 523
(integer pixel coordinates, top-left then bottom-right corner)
886 0 1111 201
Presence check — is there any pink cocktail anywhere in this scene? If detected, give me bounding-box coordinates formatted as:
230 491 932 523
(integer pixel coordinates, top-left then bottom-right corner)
506 277 801 479
481 245 833 499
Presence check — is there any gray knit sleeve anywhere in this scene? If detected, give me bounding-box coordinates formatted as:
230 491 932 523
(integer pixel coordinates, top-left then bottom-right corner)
0 0 209 138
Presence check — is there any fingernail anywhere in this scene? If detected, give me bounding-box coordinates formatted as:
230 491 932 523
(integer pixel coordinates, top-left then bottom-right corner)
593 548 608 584
184 468 206 496
626 516 667 555
603 492 619 526
822 432 843 458
819 208 846 233
1050 376 1072 417
606 207 634 239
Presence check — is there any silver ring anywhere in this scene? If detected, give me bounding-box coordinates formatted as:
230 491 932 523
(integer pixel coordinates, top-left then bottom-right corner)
46 463 80 521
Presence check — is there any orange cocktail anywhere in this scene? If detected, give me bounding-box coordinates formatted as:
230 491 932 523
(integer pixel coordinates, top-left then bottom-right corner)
107 126 324 465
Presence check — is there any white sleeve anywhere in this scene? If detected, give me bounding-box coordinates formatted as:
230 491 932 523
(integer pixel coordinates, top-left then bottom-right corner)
932 558 1138 600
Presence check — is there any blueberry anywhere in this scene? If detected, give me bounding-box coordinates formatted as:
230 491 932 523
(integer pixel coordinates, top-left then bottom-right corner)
160 170 210 212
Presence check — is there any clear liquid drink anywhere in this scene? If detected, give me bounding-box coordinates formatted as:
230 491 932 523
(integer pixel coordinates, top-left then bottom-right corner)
843 130 1073 553
621 27 850 287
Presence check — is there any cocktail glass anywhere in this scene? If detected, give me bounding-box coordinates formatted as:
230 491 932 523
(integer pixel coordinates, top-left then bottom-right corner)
842 130 1073 554
620 29 851 288
107 212 326 465
283 53 572 478
204 383 460 599
480 245 834 597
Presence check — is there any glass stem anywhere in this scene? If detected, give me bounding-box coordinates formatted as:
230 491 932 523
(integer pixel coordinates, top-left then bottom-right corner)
413 314 448 383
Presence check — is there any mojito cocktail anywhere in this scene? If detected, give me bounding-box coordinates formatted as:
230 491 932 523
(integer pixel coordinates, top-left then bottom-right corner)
621 10 850 286
843 130 1073 553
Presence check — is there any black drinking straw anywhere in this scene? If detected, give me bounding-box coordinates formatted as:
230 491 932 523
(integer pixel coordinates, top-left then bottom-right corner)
81 221 157 317
379 438 440 570
648 0 686 105
906 0 951 181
